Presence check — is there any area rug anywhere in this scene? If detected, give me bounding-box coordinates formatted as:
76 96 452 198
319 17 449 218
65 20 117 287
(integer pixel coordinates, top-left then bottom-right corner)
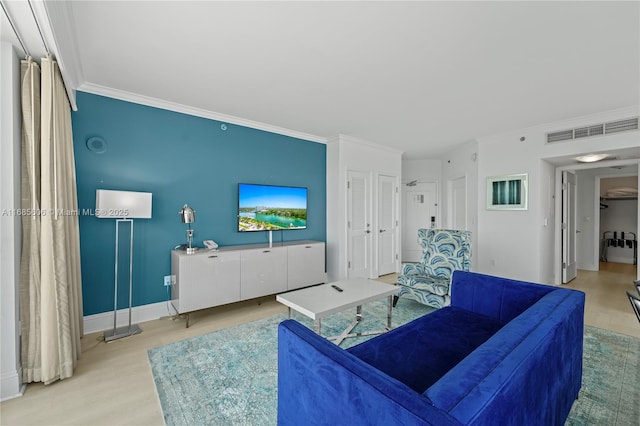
148 300 640 425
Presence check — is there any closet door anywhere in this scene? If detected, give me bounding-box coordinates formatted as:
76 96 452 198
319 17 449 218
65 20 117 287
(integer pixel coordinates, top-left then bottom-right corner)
378 175 398 275
347 171 372 278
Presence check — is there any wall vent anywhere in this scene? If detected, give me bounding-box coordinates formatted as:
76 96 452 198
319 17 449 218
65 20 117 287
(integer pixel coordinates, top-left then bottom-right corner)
546 117 638 144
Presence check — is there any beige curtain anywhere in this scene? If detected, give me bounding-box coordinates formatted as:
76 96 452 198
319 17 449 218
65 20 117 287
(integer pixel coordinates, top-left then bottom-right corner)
20 56 83 385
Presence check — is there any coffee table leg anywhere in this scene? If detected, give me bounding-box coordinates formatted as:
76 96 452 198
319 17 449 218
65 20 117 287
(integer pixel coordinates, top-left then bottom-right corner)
387 295 393 330
314 318 321 335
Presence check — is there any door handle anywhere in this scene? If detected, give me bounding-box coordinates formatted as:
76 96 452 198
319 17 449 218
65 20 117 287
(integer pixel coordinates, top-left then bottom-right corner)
379 229 386 233
365 230 371 234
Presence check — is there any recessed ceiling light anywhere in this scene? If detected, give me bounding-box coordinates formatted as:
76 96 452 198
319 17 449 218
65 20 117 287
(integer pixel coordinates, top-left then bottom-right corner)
575 153 608 163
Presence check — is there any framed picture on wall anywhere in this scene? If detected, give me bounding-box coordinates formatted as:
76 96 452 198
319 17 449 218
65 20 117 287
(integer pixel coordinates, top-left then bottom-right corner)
486 173 528 210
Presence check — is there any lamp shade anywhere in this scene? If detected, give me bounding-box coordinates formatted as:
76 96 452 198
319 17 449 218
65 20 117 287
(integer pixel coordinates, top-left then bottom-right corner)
179 204 195 224
96 189 152 219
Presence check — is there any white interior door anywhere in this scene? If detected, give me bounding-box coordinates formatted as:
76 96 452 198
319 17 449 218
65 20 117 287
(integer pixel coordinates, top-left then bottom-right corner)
562 171 578 283
347 171 371 278
378 175 398 276
402 182 437 262
450 176 466 230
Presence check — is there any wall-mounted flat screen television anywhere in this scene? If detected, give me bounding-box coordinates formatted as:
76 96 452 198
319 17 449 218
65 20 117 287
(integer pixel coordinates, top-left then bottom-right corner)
238 183 307 232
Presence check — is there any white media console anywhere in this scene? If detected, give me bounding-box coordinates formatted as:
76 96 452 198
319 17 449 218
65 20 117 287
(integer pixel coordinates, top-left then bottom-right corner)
171 240 326 324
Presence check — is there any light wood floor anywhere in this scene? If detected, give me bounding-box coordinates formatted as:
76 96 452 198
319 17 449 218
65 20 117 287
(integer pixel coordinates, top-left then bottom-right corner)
1 264 638 426
564 262 639 338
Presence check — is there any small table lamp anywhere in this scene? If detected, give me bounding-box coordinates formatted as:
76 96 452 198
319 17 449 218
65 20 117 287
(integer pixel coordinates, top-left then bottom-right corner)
179 204 197 254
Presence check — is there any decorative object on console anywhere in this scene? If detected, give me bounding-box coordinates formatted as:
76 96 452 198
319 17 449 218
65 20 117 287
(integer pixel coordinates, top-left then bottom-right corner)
179 204 197 254
203 240 218 250
96 189 152 342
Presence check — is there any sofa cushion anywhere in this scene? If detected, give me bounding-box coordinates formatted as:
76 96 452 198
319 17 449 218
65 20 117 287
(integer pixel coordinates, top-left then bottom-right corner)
347 306 506 393
424 289 580 421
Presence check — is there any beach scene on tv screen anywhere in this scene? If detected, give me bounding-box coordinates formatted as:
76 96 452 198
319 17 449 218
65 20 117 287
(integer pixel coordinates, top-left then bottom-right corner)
238 184 307 231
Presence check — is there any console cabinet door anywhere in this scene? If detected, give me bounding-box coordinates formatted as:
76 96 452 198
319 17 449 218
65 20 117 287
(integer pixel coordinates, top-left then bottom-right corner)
287 242 326 290
173 251 241 313
241 247 287 300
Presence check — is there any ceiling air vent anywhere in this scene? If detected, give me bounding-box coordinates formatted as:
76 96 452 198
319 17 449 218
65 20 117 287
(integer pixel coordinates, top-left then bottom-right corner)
547 130 574 143
605 117 638 134
546 117 638 144
574 125 604 139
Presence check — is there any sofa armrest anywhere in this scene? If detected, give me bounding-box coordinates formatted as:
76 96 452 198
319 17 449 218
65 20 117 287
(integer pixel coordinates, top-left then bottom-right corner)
450 271 556 322
278 320 461 426
428 289 585 425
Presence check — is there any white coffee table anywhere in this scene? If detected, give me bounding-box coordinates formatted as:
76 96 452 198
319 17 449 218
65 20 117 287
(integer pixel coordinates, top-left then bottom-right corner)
276 278 399 345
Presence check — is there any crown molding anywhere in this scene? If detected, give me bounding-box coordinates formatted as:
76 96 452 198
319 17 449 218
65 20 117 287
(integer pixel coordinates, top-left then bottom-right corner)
77 82 327 144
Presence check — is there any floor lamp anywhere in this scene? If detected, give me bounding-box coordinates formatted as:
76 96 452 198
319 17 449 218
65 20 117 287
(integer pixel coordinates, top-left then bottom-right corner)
96 189 152 342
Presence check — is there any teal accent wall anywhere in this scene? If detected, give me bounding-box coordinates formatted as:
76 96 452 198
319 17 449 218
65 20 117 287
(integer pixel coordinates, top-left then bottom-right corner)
72 92 326 316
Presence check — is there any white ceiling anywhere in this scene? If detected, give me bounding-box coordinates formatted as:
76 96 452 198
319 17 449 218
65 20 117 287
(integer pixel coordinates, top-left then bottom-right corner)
4 1 640 158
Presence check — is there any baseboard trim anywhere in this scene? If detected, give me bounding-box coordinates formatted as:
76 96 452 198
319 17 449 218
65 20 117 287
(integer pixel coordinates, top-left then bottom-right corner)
604 257 635 265
83 301 174 335
1 369 25 402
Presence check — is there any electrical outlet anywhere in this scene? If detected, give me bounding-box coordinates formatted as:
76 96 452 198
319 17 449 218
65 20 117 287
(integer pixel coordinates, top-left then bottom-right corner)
164 275 172 287
171 275 176 285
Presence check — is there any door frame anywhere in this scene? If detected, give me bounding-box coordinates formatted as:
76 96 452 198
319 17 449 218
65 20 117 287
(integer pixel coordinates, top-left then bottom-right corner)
554 159 640 283
346 169 372 279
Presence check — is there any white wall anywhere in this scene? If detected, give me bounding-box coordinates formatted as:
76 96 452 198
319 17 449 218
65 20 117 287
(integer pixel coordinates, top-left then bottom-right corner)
402 158 442 183
476 106 639 283
476 132 542 281
440 140 479 238
1 42 24 400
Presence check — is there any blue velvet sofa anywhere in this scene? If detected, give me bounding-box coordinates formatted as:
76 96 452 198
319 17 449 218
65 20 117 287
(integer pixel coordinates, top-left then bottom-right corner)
278 271 585 425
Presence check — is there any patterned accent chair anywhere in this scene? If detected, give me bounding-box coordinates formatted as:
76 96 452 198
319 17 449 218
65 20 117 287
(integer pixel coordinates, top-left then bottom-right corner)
395 228 471 308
